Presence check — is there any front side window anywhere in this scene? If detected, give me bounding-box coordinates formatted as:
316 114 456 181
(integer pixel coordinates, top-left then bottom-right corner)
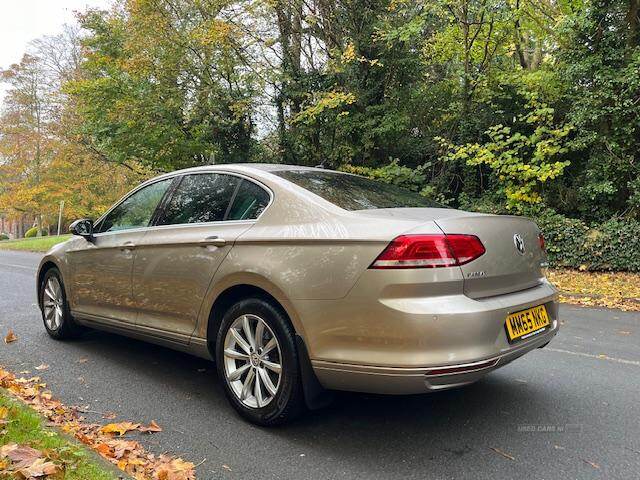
273 170 445 210
157 173 239 225
98 178 172 233
227 180 270 220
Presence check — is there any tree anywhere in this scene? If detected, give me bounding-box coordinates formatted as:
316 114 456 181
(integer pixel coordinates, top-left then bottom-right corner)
557 0 640 220
0 27 142 235
66 0 260 172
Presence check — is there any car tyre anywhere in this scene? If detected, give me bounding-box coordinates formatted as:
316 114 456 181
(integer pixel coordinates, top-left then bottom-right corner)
216 297 305 426
40 268 83 339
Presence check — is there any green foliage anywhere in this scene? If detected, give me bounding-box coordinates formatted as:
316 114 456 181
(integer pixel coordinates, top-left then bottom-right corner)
0 233 9 241
24 227 42 238
537 212 640 272
557 0 640 221
66 1 258 172
438 98 572 209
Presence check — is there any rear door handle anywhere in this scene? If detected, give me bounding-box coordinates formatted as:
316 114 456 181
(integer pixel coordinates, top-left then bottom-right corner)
200 236 227 247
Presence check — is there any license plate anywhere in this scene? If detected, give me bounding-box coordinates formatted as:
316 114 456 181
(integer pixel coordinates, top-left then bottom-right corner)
505 305 550 343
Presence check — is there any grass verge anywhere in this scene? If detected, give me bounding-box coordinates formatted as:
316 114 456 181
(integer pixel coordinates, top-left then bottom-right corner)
0 392 119 480
0 367 195 479
0 235 71 252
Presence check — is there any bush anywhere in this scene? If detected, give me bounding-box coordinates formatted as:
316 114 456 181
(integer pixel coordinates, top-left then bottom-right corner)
536 212 640 272
24 227 48 238
0 234 8 241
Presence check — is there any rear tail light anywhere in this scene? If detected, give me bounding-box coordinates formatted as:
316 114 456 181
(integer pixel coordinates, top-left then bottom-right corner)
370 234 485 269
538 233 546 252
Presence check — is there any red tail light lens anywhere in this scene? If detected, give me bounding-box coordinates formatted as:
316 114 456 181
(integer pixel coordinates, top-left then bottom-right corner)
370 234 485 269
538 233 546 252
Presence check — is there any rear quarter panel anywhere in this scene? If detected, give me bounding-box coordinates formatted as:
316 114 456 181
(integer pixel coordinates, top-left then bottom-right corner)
196 176 443 341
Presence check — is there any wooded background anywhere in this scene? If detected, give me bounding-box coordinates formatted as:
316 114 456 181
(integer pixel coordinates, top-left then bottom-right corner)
1 0 639 269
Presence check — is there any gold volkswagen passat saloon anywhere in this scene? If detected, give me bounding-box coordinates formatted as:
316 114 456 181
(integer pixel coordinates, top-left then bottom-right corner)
37 164 559 425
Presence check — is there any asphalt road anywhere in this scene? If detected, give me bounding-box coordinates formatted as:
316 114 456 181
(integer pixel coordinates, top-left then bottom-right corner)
1 250 639 480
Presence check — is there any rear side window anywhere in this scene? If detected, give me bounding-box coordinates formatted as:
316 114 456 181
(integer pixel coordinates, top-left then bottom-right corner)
157 173 239 225
227 180 270 220
273 170 445 210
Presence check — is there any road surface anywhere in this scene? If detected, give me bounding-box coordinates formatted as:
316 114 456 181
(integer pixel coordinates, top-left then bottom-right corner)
1 249 639 479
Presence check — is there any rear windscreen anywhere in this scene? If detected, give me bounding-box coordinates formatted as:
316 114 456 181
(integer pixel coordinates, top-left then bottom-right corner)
273 170 445 210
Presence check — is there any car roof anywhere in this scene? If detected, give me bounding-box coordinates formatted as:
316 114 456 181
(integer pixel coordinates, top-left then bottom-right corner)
233 163 325 172
164 163 330 176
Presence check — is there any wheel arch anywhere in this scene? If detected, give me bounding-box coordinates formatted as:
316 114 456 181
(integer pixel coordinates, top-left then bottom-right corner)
36 260 61 308
203 275 305 357
203 277 331 410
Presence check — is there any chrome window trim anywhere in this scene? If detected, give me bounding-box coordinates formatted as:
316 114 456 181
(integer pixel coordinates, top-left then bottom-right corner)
92 169 274 238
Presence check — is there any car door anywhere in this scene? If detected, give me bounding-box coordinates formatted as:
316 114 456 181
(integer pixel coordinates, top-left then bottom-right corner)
132 173 271 338
66 177 174 323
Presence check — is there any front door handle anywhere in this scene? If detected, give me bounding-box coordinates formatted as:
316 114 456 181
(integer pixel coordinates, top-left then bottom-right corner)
200 236 226 247
120 241 136 251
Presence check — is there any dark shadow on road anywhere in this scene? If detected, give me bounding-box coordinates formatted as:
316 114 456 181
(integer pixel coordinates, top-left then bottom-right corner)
61 328 556 451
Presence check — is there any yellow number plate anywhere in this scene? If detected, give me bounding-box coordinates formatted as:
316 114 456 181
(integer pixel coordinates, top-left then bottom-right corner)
505 305 550 343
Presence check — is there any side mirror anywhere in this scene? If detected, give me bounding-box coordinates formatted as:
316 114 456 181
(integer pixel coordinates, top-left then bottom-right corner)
69 219 94 239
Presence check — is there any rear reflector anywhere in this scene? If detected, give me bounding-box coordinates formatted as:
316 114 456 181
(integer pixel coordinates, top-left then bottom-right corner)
424 358 499 376
538 233 546 252
370 234 485 269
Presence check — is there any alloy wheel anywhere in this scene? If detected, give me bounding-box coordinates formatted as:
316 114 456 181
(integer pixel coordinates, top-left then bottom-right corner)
43 276 64 331
223 314 282 409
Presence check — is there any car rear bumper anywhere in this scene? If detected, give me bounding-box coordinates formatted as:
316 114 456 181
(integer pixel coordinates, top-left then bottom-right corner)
311 323 557 394
301 279 559 394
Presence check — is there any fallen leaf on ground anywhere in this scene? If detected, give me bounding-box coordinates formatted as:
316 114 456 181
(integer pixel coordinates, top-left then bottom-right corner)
548 269 640 312
139 420 162 433
222 464 232 471
102 411 117 420
490 447 515 460
156 457 196 480
109 439 139 459
16 457 61 477
0 443 42 466
0 366 196 480
100 422 140 436
95 443 113 457
583 459 600 469
35 364 49 371
4 330 17 344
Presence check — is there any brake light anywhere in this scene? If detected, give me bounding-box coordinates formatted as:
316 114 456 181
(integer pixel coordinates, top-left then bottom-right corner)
370 234 485 269
538 233 546 252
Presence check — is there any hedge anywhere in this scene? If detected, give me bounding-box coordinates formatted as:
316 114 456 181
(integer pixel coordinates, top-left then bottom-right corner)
536 213 640 272
24 227 49 238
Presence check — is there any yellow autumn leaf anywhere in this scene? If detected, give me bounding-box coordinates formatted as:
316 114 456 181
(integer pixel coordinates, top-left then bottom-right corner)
4 330 17 344
100 422 141 436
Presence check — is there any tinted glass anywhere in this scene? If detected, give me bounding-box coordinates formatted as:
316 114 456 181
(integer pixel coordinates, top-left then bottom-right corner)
274 170 445 210
158 173 239 225
227 180 270 220
98 178 172 233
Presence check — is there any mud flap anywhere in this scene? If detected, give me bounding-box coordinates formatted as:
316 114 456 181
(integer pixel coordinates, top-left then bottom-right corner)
295 335 334 410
